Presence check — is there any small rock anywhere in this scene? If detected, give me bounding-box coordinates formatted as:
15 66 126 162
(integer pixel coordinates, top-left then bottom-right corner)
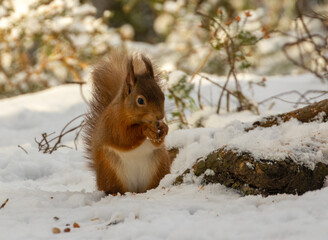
52 227 60 234
73 222 80 228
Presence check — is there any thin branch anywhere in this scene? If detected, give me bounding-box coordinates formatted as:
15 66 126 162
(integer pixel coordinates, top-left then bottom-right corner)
282 7 328 82
196 11 234 44
65 80 89 106
198 74 239 98
258 90 310 105
18 145 28 154
168 89 189 126
35 114 86 154
189 50 213 83
197 77 203 110
258 90 328 108
217 68 232 114
0 199 9 210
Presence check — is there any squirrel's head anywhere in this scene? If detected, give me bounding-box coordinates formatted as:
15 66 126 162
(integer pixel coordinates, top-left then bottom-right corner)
122 55 165 125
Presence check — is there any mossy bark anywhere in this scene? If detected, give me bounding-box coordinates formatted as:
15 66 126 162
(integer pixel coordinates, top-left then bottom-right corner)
174 148 328 196
171 99 328 196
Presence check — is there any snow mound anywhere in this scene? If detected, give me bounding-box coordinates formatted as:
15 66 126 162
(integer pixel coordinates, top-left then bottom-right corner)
1 76 328 239
165 118 328 186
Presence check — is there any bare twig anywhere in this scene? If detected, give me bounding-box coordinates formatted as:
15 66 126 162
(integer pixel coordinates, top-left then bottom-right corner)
65 80 89 106
197 77 203 110
226 92 230 112
196 10 260 115
18 145 28 154
198 74 232 93
35 114 86 154
258 90 328 108
282 6 328 82
167 89 189 126
258 90 310 105
189 50 213 83
0 199 9 210
217 68 232 114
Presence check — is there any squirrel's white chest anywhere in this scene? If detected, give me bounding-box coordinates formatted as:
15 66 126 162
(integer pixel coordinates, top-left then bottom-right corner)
110 139 159 193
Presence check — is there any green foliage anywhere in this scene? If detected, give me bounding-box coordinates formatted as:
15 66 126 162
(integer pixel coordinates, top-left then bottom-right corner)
166 73 198 129
237 31 258 46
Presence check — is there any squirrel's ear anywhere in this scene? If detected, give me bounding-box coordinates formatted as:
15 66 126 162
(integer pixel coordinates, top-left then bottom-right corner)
124 58 136 97
141 55 154 77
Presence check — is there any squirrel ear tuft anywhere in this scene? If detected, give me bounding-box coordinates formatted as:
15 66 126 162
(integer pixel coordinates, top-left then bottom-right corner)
124 57 136 97
141 55 154 77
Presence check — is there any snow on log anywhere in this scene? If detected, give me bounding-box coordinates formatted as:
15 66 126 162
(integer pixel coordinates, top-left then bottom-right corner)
171 99 328 195
246 99 328 131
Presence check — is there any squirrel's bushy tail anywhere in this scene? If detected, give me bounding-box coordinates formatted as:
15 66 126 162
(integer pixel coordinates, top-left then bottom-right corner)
83 50 129 162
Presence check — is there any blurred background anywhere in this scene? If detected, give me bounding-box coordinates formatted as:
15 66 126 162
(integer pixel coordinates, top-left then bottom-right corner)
0 0 327 128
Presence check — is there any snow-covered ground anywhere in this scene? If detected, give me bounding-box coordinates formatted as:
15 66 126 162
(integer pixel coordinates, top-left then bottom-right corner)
1 73 328 240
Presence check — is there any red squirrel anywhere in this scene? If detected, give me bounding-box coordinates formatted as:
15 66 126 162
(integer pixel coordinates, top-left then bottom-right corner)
84 51 171 195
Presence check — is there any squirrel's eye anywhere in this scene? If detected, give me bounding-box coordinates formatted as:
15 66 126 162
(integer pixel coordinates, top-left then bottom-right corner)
137 97 145 105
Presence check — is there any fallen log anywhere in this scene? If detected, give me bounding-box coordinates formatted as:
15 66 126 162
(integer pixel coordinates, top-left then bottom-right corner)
245 99 328 131
171 99 328 196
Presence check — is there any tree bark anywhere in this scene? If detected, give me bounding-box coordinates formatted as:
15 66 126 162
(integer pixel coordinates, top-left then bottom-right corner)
171 99 328 196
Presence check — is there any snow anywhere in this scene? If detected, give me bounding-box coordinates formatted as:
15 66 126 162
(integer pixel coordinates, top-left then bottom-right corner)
166 119 328 172
1 74 328 239
166 70 188 88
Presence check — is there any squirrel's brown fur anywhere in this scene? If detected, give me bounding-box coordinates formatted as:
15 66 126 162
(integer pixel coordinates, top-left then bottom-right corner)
83 51 171 195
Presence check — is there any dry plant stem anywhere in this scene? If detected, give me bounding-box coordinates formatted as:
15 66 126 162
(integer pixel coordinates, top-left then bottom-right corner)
258 90 310 105
282 6 328 82
196 10 253 114
168 89 189 126
268 98 309 106
18 145 28 154
196 11 234 44
79 84 88 105
232 71 242 96
198 74 234 95
73 122 84 150
283 42 324 82
259 90 328 108
65 81 89 105
298 11 328 63
199 73 240 105
49 117 85 153
306 91 328 100
197 78 203 110
0 198 9 209
35 114 86 154
189 50 213 83
217 68 232 114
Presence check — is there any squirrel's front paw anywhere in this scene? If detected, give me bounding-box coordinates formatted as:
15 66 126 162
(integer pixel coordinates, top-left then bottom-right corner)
142 121 168 145
157 121 168 140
